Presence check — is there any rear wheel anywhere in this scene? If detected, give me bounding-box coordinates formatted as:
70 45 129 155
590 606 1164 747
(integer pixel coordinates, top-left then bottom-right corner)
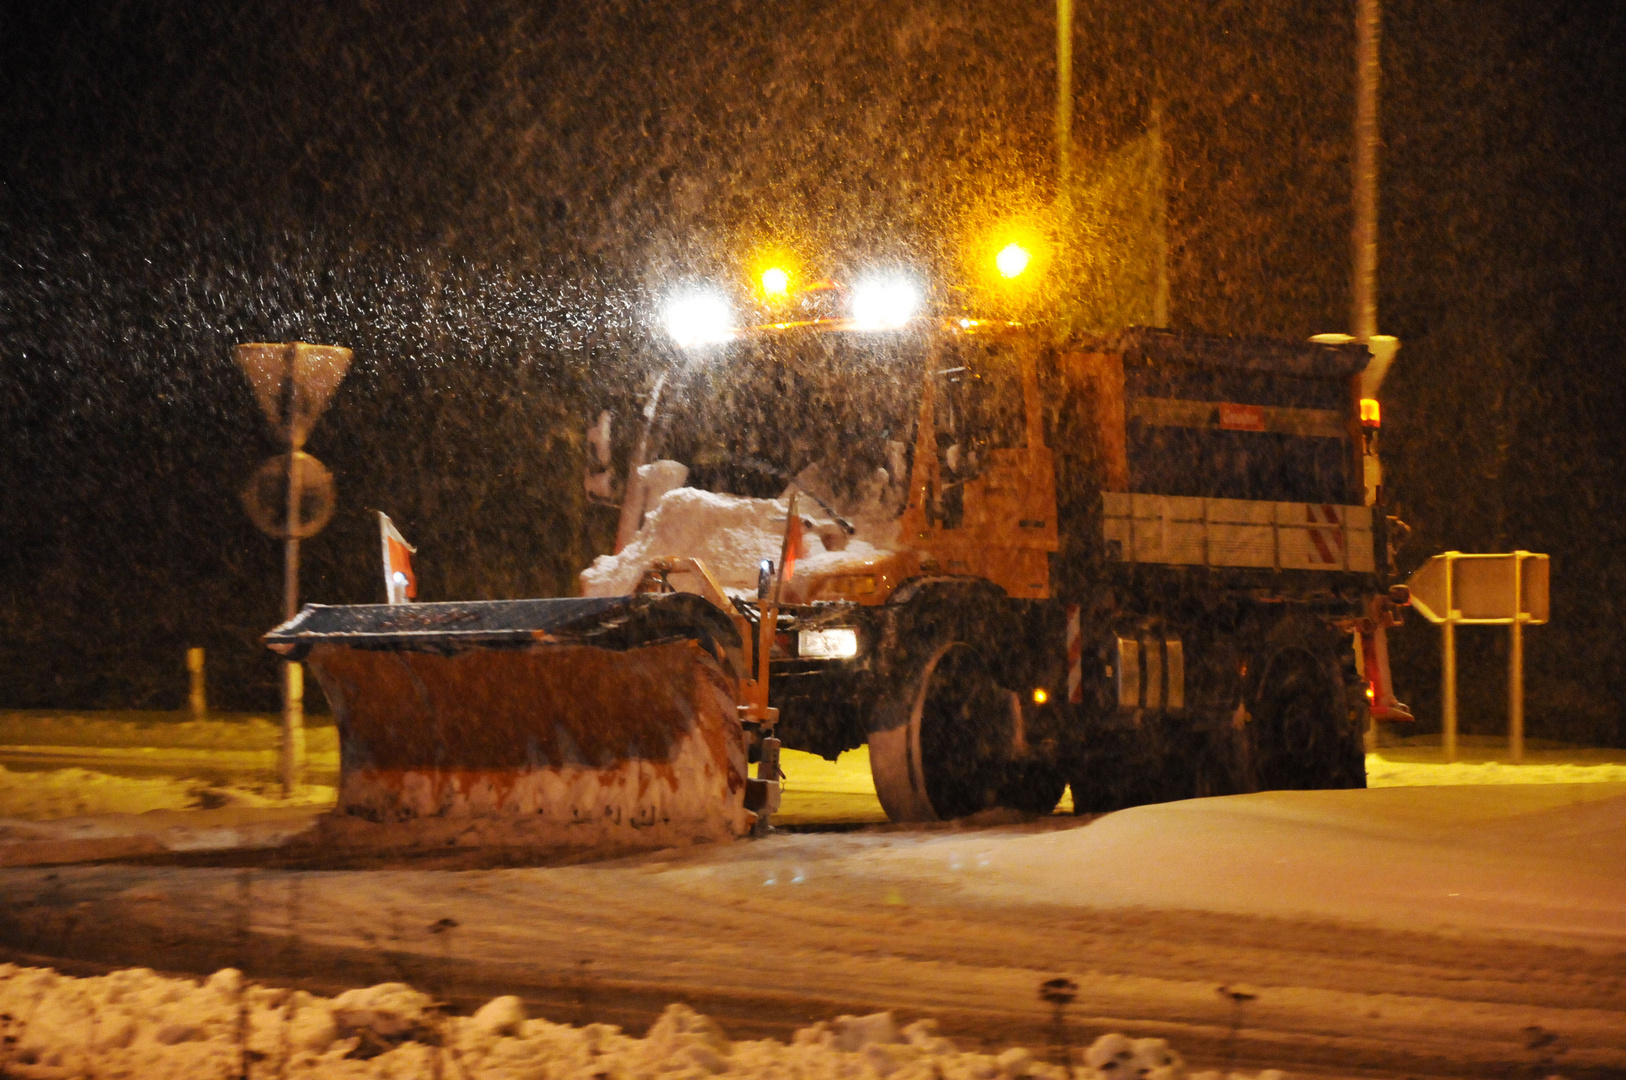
1252 647 1366 790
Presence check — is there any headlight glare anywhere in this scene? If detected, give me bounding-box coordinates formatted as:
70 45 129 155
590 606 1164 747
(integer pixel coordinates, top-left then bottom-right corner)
850 276 920 330
798 627 859 659
662 289 735 348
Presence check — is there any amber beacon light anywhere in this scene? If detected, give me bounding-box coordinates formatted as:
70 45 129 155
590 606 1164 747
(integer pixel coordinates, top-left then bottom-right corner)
761 266 790 299
996 243 1032 279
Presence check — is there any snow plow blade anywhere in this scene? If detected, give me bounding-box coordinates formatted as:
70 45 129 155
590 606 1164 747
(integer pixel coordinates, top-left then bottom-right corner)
265 594 749 852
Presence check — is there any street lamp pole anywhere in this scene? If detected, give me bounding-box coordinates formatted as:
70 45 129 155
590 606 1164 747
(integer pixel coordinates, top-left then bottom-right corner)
1056 0 1073 196
1352 0 1381 343
1053 0 1075 334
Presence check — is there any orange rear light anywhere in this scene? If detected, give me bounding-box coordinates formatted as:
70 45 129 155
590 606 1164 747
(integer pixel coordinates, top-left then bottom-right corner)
1360 398 1381 427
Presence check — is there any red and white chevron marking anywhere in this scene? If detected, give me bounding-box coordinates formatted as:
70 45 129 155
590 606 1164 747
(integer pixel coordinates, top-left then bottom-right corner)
1304 503 1347 565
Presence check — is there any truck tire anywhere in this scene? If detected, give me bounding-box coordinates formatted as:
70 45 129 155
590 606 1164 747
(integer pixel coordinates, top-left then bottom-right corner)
869 641 1022 821
1252 645 1366 791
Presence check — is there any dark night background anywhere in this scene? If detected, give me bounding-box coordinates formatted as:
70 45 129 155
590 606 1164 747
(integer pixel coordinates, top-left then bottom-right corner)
1 1 1623 745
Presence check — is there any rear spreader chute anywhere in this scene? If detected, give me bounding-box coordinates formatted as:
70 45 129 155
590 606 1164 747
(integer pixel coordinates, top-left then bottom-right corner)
266 594 751 851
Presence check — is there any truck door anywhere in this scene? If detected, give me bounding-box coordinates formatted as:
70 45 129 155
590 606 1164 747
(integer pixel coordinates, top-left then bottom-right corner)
902 331 1058 598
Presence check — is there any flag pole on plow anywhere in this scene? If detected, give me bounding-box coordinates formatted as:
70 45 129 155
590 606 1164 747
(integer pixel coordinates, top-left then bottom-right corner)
378 511 418 604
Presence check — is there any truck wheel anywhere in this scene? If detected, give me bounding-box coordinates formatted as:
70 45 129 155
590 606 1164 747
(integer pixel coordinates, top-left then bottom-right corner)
1252 648 1364 790
869 641 1018 821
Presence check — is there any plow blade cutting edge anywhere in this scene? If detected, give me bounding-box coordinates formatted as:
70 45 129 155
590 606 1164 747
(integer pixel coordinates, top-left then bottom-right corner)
265 594 750 852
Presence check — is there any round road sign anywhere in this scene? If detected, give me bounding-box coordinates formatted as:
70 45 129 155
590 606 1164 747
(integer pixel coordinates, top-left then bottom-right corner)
241 452 336 539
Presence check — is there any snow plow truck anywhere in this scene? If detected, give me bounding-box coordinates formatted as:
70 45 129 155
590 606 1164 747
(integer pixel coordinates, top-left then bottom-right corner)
267 299 1408 850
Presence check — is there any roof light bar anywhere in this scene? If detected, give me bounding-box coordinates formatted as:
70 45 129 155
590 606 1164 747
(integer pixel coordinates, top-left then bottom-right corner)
850 275 920 331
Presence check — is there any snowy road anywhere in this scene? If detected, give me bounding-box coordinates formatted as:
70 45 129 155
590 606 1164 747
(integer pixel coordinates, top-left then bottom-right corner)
2 783 1623 1078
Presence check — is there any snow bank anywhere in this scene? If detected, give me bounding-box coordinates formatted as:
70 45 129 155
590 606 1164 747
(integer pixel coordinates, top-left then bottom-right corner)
0 763 334 821
1367 757 1626 786
877 784 1626 940
0 765 206 820
581 482 890 597
0 964 1291 1080
0 762 333 866
0 711 338 754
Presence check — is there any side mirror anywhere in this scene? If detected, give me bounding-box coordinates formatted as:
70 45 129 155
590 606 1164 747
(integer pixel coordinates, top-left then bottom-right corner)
584 410 621 505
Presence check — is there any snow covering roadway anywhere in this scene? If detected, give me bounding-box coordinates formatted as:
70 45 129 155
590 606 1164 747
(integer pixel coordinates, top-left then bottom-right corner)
1 780 1622 1079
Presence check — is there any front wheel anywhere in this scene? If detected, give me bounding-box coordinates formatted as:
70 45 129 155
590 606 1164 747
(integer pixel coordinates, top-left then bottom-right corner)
869 641 1029 821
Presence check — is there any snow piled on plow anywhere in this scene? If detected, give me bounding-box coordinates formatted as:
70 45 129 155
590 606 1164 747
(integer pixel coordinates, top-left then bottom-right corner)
0 964 1288 1080
580 484 888 597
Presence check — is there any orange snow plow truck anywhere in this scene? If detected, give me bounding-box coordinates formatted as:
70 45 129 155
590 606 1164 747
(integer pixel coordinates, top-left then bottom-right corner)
266 320 1408 850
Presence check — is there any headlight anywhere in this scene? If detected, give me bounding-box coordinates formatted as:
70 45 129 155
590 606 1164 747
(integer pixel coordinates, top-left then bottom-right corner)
798 627 859 659
850 276 920 330
662 289 735 348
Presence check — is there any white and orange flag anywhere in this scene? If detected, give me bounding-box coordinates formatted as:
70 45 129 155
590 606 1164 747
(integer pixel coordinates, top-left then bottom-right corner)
781 512 805 581
778 491 806 583
378 511 418 604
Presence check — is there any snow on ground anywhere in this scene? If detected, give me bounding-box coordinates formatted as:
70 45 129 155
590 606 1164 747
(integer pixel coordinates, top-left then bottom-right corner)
0 758 332 865
0 962 1283 1080
1 707 1622 874
1367 756 1626 785
0 710 340 862
16 742 1617 846
0 711 338 755
5 727 1614 832
865 782 1626 940
1365 738 1626 786
0 715 1621 1078
0 763 218 820
0 764 334 821
3 785 1620 1077
0 803 328 868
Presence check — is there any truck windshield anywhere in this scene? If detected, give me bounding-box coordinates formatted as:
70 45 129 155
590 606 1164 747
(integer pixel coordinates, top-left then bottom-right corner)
650 329 926 519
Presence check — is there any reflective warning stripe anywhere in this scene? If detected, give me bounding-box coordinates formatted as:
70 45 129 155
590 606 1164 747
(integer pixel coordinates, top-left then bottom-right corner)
1323 504 1347 559
1305 504 1346 565
1066 604 1083 704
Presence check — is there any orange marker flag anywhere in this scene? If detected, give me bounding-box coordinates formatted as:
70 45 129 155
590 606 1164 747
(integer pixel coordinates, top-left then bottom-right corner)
378 511 418 604
780 494 806 582
783 516 805 580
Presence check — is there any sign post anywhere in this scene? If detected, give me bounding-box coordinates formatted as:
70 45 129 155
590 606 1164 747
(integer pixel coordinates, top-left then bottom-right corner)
1406 551 1549 763
234 342 351 794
